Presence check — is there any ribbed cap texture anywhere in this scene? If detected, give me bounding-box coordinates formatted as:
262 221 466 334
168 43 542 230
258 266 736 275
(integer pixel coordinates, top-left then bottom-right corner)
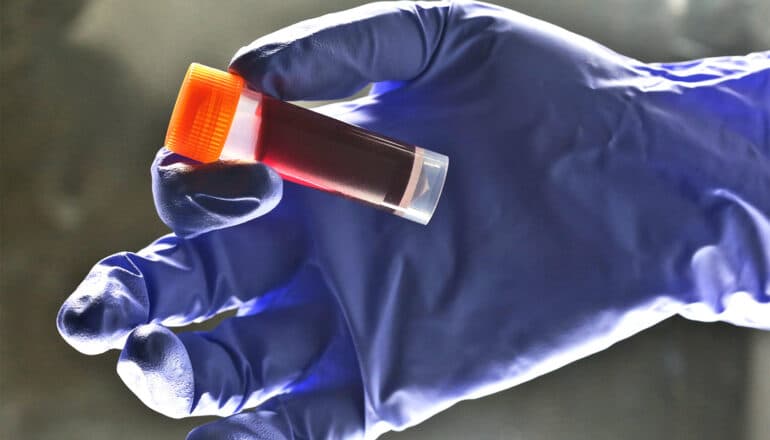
165 63 244 163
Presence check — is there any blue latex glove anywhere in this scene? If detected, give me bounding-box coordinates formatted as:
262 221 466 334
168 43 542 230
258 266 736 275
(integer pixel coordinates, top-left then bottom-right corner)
58 1 770 439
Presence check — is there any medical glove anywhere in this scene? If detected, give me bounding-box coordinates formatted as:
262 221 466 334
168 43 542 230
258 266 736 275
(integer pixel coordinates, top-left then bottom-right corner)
57 1 770 439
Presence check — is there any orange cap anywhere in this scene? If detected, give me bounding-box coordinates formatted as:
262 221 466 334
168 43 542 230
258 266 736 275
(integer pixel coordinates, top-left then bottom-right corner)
164 63 245 163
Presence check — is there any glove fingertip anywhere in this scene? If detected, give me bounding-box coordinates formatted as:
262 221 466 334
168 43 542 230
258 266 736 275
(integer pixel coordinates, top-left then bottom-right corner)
229 38 371 101
117 323 194 419
57 256 150 355
229 42 288 99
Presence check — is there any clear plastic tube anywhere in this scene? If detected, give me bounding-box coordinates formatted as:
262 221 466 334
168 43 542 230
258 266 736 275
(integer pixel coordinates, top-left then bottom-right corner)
165 63 448 225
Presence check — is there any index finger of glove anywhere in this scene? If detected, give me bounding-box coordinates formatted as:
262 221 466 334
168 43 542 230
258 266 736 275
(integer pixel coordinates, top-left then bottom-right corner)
228 1 451 100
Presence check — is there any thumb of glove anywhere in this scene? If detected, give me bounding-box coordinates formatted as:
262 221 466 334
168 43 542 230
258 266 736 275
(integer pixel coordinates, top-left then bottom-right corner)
152 148 283 239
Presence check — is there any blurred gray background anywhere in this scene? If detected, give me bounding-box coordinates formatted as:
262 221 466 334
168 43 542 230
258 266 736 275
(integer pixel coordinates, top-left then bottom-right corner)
1 1 769 439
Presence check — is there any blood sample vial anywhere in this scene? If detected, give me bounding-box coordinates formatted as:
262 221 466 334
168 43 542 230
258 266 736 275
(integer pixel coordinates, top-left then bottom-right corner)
165 63 448 225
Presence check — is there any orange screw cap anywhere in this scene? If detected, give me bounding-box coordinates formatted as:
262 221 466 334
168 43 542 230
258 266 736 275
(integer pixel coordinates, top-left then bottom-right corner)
164 63 245 163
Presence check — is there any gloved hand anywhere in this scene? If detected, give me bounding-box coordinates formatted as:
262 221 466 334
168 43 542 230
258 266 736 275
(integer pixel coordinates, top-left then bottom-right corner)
57 1 770 439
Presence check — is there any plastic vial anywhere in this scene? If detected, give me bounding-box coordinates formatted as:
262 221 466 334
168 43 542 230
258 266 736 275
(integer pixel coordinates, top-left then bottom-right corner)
164 63 449 225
